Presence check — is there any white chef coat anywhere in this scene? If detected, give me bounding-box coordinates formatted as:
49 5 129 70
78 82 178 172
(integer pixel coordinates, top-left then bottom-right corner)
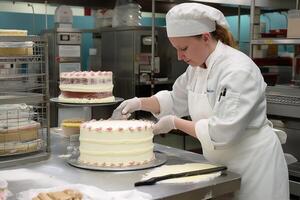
154 41 289 199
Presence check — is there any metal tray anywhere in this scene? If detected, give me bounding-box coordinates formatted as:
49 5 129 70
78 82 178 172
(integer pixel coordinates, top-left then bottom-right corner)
50 97 124 107
68 151 167 171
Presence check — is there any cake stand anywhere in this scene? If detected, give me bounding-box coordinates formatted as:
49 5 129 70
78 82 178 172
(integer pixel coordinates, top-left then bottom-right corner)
50 97 124 107
67 151 167 171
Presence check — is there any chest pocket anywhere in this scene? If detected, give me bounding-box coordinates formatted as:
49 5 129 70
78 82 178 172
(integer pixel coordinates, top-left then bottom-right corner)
215 91 240 121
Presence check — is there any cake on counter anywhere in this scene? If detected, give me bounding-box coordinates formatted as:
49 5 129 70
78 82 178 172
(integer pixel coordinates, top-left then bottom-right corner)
79 119 155 167
59 71 115 103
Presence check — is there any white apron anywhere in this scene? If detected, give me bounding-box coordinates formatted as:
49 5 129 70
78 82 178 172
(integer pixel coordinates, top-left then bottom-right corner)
187 69 289 200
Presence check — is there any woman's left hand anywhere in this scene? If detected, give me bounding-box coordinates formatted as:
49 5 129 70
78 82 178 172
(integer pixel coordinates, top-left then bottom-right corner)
153 115 177 135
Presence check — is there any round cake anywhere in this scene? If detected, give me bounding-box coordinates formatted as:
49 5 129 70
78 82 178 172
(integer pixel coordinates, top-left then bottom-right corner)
59 71 115 103
79 120 155 167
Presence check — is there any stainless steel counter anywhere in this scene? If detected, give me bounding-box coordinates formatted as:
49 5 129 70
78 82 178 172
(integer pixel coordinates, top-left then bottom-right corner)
4 134 241 200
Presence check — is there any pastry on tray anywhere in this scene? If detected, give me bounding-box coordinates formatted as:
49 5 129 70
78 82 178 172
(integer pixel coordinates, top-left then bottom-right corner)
32 189 82 200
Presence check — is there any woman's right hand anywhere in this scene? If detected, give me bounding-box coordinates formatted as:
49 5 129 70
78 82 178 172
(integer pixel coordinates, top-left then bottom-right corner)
110 97 141 120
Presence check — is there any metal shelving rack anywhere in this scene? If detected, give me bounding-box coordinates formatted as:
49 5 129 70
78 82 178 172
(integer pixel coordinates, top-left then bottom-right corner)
0 35 50 168
249 1 300 197
251 39 300 45
249 0 300 83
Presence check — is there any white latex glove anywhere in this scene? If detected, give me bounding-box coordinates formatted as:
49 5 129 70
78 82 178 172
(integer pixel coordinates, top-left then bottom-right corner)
153 115 176 135
111 97 141 120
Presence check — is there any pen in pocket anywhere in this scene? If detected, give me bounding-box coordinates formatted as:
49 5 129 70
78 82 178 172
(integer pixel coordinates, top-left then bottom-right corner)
218 88 227 101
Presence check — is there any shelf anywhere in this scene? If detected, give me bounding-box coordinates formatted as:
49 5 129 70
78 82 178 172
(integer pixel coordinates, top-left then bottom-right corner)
0 55 44 64
0 36 45 42
251 38 300 45
0 85 46 92
0 73 46 80
0 92 44 104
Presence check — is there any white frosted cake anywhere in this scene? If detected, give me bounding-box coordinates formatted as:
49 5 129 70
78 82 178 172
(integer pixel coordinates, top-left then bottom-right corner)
59 71 115 103
79 120 155 167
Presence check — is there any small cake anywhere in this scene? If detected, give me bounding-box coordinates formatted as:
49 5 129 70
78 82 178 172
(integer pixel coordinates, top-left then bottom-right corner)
79 120 155 167
61 119 83 136
59 71 115 103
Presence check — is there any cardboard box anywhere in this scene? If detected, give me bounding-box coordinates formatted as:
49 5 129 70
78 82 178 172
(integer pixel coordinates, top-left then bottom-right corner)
287 10 300 38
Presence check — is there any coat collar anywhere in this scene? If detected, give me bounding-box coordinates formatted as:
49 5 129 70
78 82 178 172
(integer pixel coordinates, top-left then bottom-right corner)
204 40 223 71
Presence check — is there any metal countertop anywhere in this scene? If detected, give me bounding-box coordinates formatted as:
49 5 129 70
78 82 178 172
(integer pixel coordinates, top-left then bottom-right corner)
4 134 241 200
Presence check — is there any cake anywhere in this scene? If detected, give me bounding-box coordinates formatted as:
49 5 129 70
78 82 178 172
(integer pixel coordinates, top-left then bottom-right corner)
0 104 41 155
61 119 83 136
0 121 40 143
0 29 33 56
79 120 155 167
0 139 42 155
0 29 27 36
59 71 115 103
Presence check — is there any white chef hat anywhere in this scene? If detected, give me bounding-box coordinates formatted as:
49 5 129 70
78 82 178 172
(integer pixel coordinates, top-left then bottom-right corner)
166 3 229 37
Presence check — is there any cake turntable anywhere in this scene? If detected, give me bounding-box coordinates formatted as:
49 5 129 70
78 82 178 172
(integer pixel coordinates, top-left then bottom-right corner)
67 151 167 171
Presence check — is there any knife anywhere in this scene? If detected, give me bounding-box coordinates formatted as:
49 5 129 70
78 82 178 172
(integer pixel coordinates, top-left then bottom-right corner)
135 166 227 186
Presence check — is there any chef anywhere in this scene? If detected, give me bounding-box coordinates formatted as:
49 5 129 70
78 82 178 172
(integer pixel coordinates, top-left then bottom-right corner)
111 3 289 199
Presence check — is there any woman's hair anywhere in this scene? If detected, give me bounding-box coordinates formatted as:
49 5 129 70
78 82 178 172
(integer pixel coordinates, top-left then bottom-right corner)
211 24 237 48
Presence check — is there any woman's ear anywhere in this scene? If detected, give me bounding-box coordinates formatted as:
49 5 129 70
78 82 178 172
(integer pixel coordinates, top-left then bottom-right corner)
202 33 211 42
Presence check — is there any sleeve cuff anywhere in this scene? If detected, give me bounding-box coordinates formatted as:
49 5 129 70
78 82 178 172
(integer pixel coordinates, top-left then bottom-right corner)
195 119 215 151
196 119 232 150
153 90 173 119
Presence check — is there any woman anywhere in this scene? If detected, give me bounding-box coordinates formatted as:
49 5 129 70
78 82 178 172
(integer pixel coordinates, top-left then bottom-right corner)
111 3 289 199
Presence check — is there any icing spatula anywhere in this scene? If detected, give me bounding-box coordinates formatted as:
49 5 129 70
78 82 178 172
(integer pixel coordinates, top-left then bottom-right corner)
135 165 227 186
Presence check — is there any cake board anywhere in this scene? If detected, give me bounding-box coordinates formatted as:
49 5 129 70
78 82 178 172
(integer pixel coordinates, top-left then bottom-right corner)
67 151 167 171
50 97 124 107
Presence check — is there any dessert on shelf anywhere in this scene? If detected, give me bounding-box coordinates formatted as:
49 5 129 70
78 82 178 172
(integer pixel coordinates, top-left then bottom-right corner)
0 29 33 56
0 103 41 155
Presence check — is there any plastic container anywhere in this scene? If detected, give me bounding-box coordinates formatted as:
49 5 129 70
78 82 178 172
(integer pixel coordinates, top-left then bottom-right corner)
112 1 141 27
287 9 300 38
0 179 8 200
94 9 113 28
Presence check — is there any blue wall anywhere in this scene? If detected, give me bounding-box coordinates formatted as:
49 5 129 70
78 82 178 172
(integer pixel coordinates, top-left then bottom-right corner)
0 11 289 68
226 12 288 54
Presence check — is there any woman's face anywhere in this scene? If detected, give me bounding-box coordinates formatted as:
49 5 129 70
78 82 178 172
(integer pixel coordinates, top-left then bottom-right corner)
169 34 212 67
